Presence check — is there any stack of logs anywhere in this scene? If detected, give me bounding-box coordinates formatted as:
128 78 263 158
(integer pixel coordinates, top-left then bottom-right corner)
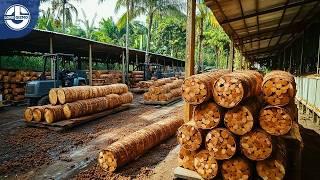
92 70 122 86
143 78 183 102
130 71 144 84
24 84 133 124
0 70 41 101
178 70 299 179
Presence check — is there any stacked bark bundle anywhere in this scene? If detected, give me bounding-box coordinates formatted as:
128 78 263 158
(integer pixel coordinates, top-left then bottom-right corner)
92 70 122 86
0 70 40 101
24 84 133 124
143 78 183 102
136 80 154 89
130 71 144 83
178 70 298 180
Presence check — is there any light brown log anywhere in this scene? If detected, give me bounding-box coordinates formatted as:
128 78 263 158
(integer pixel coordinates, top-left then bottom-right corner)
205 128 236 160
262 70 296 106
259 103 296 136
44 105 65 124
240 130 273 161
194 101 223 129
24 107 37 122
177 122 204 151
224 97 261 135
152 78 173 87
213 70 263 108
119 92 133 104
33 105 51 122
178 147 197 171
57 84 128 104
98 117 183 172
222 157 251 180
194 150 218 179
182 70 229 105
49 88 59 105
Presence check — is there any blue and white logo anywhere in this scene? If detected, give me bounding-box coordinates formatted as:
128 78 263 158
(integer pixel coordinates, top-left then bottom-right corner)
4 4 31 31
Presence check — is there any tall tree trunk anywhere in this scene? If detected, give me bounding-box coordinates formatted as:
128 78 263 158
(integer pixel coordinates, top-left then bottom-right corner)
198 17 204 73
125 0 130 84
145 13 153 63
62 0 66 33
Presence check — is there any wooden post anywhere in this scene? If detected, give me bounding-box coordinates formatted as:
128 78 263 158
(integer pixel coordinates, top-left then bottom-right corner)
317 33 320 74
184 0 196 123
50 37 55 83
299 32 304 74
289 47 292 72
89 44 93 86
228 42 234 71
122 51 125 83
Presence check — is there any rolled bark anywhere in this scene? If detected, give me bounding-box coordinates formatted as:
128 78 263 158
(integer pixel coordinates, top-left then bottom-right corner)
177 122 204 151
49 88 59 105
262 70 296 106
224 97 261 135
205 128 236 160
57 84 128 104
259 103 296 136
222 157 251 180
194 150 218 179
194 101 224 129
182 70 228 105
213 70 263 108
256 140 287 180
44 105 65 124
240 130 273 161
178 147 197 171
98 117 183 172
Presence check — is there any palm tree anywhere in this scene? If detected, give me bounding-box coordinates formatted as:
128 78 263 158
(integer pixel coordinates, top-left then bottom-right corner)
79 9 97 39
41 0 81 33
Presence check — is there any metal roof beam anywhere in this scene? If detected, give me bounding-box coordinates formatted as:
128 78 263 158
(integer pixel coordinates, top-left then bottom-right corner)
221 0 318 24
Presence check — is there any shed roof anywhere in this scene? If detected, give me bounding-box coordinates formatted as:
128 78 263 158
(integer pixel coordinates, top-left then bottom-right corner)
205 0 320 60
0 29 184 66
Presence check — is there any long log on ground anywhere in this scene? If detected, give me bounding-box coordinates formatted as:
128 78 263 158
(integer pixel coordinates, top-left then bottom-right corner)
262 70 296 106
224 97 261 135
178 147 197 171
194 150 218 179
177 122 205 151
256 140 287 180
57 84 128 104
222 157 251 180
44 105 65 124
182 70 229 105
213 70 263 108
194 101 224 129
205 128 236 160
98 117 183 172
259 103 297 136
240 130 273 161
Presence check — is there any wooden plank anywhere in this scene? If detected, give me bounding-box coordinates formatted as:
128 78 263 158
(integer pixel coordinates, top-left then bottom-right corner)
141 97 181 106
184 0 196 123
173 167 203 180
24 104 132 131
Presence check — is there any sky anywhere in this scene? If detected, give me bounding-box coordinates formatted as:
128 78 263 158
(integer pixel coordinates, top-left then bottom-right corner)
40 0 145 27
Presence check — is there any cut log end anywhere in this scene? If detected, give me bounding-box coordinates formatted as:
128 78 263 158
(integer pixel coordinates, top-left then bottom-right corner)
213 76 244 108
222 157 251 180
240 130 272 161
63 105 72 119
33 109 43 122
57 89 66 104
256 159 285 180
182 77 208 104
259 106 293 136
49 89 58 105
24 108 33 122
44 109 54 124
98 150 117 172
224 106 254 135
177 124 202 151
194 150 218 179
205 128 236 160
194 102 221 129
178 147 196 171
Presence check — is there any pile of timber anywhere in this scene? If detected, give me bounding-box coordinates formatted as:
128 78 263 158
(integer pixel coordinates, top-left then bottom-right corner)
136 80 154 89
143 78 183 102
178 70 300 179
130 71 144 83
24 84 133 124
92 70 122 86
0 70 41 101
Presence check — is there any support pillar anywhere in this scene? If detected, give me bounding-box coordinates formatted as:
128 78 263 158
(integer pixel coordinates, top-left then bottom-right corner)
184 0 196 123
89 44 93 86
122 51 125 83
317 33 320 74
299 32 304 74
49 37 55 83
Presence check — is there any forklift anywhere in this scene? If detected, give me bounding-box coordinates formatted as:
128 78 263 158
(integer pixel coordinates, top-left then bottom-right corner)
25 53 87 105
134 63 175 81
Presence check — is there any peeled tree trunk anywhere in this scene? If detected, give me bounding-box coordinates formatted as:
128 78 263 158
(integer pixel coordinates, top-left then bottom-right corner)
98 117 183 172
262 70 296 106
194 150 219 179
213 70 263 108
182 70 229 105
240 130 273 161
222 157 251 180
205 128 236 160
194 101 224 129
56 84 128 105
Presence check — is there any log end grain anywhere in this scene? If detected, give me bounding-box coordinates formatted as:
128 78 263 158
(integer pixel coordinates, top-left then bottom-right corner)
57 89 66 105
63 104 72 119
49 89 58 105
224 106 254 135
222 157 251 180
24 108 34 122
44 109 55 124
194 102 222 129
205 128 236 160
177 123 202 151
178 147 196 171
194 150 218 179
256 159 285 180
98 150 117 172
33 108 43 122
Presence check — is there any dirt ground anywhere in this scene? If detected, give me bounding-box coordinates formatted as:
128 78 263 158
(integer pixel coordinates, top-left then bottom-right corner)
1 96 320 180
